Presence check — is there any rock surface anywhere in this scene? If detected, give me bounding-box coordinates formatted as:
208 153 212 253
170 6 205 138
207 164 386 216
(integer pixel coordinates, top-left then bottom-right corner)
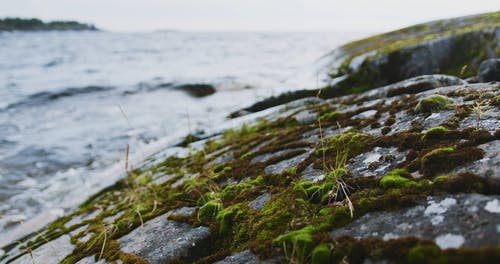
118 213 210 263
478 58 500 82
329 194 500 248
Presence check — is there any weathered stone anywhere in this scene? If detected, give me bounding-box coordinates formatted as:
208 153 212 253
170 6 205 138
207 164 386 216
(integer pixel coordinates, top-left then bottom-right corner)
64 209 101 228
251 149 302 164
329 194 500 248
460 106 500 133
455 140 499 187
171 173 198 188
249 193 271 211
362 75 465 100
293 110 317 125
75 255 108 264
348 147 407 177
421 110 455 129
301 164 325 182
167 206 197 217
478 58 500 82
9 235 74 264
214 250 260 264
207 151 234 166
118 212 210 263
264 149 312 174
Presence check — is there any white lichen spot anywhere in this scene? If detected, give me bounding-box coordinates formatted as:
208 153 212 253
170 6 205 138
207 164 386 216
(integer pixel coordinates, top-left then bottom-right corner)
426 113 441 120
496 224 500 234
383 233 399 241
467 205 479 213
0 249 4 257
357 110 378 119
435 234 465 249
431 215 444 225
424 198 457 215
484 199 500 213
363 153 382 164
396 223 412 230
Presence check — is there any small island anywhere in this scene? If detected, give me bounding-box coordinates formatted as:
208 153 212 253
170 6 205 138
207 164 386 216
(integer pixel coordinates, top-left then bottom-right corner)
0 17 97 31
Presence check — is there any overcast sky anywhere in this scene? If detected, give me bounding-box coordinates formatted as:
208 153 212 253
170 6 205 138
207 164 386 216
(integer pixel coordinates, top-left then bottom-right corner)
1 0 499 32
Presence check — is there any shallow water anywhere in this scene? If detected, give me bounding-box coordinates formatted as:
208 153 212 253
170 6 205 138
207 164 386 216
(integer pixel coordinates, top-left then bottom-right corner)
0 30 365 242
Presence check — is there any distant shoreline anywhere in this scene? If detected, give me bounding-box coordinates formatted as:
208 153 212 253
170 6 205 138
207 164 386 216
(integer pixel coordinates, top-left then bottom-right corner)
0 17 98 31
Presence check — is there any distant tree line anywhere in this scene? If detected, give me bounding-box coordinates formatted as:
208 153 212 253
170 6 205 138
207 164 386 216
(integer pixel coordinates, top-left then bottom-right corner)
0 18 98 31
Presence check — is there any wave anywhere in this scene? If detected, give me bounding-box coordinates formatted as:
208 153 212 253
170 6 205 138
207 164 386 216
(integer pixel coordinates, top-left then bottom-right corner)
3 85 114 110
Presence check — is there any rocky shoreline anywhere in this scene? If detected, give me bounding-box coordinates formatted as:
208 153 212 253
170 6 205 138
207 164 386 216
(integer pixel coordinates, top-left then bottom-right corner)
1 11 499 264
0 18 97 31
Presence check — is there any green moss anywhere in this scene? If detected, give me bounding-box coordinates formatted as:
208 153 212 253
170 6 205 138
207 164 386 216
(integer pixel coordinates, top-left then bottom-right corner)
415 95 454 113
319 111 340 122
294 179 336 204
326 168 348 180
273 225 316 258
491 95 500 106
198 200 222 219
135 174 152 185
320 131 373 160
380 169 419 189
421 126 449 141
216 204 242 234
221 176 264 201
421 145 485 178
407 245 441 264
312 244 332 264
433 172 484 193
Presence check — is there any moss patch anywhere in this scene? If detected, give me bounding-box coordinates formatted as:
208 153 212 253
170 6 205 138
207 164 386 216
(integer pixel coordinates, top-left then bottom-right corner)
415 95 455 113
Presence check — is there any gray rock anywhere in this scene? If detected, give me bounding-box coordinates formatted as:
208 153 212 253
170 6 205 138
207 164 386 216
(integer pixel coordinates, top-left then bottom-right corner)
65 209 101 228
388 111 420 135
478 58 500 82
329 194 500 248
9 235 74 264
460 106 500 133
167 206 197 217
353 109 378 119
455 140 499 187
264 149 312 174
301 164 325 182
251 149 302 164
293 110 317 125
152 173 177 185
75 255 108 264
359 75 465 101
347 147 407 177
421 110 455 129
249 193 271 211
102 211 125 224
207 151 235 166
214 250 260 264
118 212 210 263
171 173 198 188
